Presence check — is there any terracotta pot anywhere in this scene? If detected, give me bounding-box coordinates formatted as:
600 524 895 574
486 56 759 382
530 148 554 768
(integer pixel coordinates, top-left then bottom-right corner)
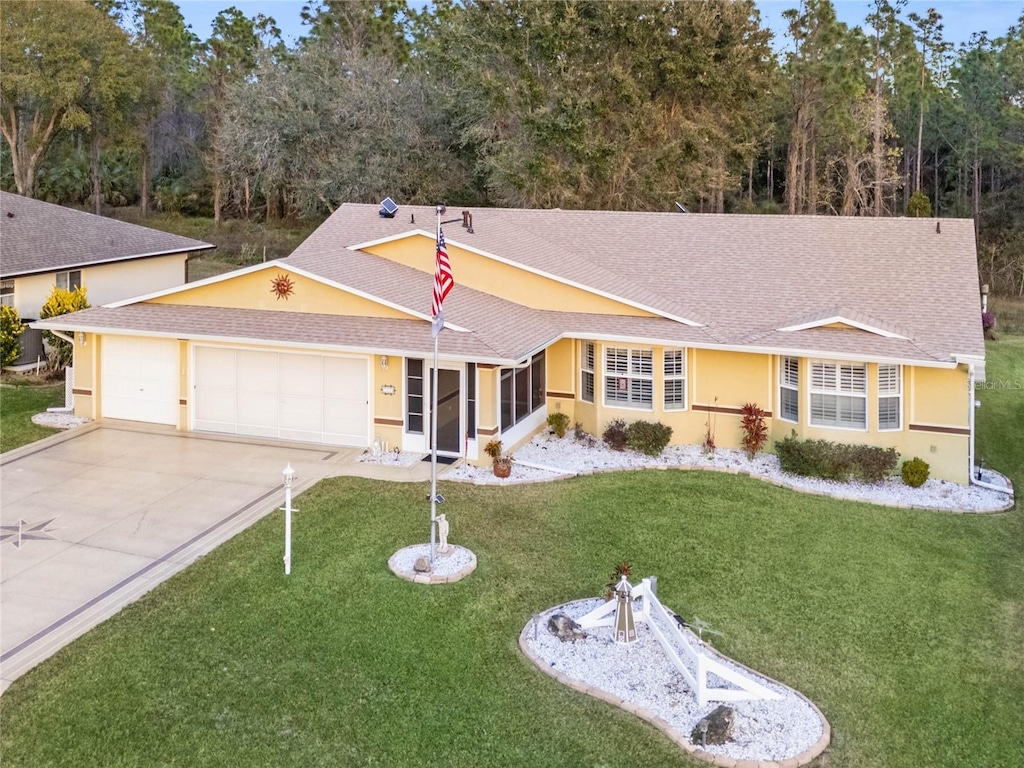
493 461 512 478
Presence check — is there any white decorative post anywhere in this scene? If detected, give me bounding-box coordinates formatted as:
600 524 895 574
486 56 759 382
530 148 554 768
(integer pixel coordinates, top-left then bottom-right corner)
282 463 296 575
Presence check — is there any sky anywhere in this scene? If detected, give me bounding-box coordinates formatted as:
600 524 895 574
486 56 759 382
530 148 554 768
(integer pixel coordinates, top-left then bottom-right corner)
175 0 1022 50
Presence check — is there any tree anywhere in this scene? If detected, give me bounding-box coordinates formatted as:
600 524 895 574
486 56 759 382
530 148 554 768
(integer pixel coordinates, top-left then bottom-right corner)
906 8 950 195
0 306 27 367
0 1 136 198
865 0 908 216
39 286 89 370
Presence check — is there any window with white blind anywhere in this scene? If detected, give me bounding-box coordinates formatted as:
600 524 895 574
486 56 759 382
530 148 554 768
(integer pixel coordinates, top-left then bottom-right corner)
604 347 653 408
878 364 902 431
779 356 799 422
810 361 866 429
664 349 687 410
0 279 13 307
581 341 595 403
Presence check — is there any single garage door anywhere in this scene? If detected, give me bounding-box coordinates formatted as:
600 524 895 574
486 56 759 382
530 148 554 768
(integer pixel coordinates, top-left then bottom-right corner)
101 336 180 425
193 346 369 446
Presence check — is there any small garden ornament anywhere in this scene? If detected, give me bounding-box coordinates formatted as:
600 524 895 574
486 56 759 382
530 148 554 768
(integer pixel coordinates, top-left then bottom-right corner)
436 514 450 553
483 439 513 478
613 576 637 645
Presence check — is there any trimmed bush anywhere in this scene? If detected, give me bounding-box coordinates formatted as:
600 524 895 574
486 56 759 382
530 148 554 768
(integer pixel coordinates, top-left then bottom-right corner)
739 402 768 459
901 457 930 488
625 420 673 457
547 411 570 438
776 432 898 483
0 305 27 367
602 419 628 451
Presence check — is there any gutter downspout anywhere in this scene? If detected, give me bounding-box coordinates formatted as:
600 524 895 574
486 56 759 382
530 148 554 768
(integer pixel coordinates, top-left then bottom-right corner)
967 362 1013 494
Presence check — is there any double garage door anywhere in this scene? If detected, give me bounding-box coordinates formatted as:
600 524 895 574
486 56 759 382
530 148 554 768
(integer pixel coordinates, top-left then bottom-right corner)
100 337 369 447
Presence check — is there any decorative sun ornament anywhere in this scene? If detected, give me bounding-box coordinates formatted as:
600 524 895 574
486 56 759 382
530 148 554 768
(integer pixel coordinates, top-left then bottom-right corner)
270 273 295 301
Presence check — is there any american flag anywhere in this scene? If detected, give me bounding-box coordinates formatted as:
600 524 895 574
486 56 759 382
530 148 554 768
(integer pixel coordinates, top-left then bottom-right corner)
431 227 453 337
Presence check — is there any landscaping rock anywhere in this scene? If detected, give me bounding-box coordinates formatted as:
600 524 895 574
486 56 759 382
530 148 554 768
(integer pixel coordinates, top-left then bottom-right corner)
413 556 431 573
547 612 587 642
692 705 736 745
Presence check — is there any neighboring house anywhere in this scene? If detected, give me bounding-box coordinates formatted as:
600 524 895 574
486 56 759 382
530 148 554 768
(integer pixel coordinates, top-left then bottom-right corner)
35 204 986 484
0 191 214 319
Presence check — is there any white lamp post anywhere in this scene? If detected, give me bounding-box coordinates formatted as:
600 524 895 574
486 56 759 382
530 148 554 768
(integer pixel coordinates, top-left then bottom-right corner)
282 463 296 575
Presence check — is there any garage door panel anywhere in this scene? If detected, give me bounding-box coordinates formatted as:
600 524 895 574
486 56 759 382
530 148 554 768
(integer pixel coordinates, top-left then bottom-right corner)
101 336 179 425
194 347 368 447
237 350 279 392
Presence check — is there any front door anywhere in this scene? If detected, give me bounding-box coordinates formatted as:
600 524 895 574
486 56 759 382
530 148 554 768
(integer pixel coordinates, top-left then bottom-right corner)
431 368 461 454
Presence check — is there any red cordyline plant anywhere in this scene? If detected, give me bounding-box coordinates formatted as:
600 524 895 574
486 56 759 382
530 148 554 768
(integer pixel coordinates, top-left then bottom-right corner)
740 402 769 460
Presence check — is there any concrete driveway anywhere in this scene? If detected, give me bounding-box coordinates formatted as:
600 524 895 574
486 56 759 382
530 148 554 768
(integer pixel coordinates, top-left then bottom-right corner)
0 423 386 693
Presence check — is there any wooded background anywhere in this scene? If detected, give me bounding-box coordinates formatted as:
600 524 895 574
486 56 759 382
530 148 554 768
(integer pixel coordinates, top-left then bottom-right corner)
2 0 1022 296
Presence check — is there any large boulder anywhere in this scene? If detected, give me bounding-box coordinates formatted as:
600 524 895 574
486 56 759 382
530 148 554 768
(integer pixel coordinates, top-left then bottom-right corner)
547 613 587 642
691 705 735 745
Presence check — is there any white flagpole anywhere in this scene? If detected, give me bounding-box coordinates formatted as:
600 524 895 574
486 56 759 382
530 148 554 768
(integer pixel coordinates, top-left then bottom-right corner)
429 206 441 563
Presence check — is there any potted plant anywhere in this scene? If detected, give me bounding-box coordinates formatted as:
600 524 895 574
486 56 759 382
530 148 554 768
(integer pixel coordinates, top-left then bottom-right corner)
483 439 513 478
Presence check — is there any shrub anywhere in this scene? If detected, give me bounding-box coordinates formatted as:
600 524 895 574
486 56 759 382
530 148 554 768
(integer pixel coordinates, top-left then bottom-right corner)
0 305 27 367
776 431 898 483
625 420 673 457
901 457 930 488
39 286 89 370
739 402 768 459
604 561 633 600
702 397 718 455
483 439 504 460
602 419 628 451
573 422 597 448
547 411 570 438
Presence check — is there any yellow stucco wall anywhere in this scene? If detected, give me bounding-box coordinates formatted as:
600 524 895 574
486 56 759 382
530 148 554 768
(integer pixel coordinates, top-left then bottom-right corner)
71 333 95 419
150 266 416 319
373 354 404 449
477 366 499 438
364 236 656 316
911 366 969 427
14 256 187 319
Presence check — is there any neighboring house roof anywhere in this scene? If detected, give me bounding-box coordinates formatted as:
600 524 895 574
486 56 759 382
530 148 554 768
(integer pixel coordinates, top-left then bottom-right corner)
0 192 214 278
36 202 985 367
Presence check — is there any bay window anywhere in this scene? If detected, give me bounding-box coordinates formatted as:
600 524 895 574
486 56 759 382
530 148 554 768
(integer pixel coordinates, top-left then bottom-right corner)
810 361 866 429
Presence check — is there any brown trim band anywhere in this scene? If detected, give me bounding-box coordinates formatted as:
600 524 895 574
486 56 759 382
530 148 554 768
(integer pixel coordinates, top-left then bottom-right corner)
909 423 970 436
72 388 92 396
178 399 187 406
373 417 404 427
477 363 498 370
546 391 575 399
477 426 499 436
692 404 773 418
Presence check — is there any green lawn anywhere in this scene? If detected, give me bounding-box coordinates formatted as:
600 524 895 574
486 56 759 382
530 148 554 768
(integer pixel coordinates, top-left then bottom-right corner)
0 381 64 453
1 342 1020 768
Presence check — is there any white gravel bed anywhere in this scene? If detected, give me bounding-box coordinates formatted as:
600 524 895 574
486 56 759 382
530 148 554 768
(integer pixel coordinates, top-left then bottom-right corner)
358 449 426 468
389 543 474 577
448 433 1012 512
31 412 91 430
526 599 823 762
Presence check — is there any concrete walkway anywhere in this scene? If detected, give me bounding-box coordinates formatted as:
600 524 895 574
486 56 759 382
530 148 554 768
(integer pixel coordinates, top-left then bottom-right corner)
0 423 436 693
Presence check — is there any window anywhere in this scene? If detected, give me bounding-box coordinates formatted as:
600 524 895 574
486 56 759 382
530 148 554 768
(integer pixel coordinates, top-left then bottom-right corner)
0 279 13 307
581 341 595 403
500 350 547 433
406 359 424 434
604 347 652 408
779 357 799 423
664 349 687 410
56 270 82 291
878 364 902 431
810 361 866 429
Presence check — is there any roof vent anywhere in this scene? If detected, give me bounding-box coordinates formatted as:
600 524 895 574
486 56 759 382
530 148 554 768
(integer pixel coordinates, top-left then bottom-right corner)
461 210 474 234
378 197 398 218
675 201 689 213
935 221 941 234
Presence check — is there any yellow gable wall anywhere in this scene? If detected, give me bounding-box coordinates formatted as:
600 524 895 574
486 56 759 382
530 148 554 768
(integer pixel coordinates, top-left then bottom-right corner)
363 236 657 317
149 267 416 319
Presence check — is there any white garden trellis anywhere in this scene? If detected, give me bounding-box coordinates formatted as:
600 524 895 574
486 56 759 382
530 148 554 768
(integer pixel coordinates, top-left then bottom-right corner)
576 577 781 707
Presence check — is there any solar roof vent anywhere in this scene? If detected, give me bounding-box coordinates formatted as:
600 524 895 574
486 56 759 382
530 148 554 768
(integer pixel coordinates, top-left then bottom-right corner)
379 197 398 218
674 201 689 213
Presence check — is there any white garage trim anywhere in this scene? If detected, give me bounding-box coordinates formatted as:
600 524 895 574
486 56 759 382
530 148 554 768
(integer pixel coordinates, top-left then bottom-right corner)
101 336 180 425
191 344 371 447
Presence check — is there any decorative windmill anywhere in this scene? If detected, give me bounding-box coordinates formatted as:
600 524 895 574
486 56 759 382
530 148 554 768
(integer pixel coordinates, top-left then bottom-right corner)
613 575 637 645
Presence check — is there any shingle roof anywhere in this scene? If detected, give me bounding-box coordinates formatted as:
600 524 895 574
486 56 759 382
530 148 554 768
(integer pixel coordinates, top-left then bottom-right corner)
36 202 985 366
0 192 214 277
287 204 984 362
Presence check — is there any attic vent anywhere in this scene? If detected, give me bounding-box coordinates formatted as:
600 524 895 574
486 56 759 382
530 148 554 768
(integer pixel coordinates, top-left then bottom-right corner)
378 197 398 218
